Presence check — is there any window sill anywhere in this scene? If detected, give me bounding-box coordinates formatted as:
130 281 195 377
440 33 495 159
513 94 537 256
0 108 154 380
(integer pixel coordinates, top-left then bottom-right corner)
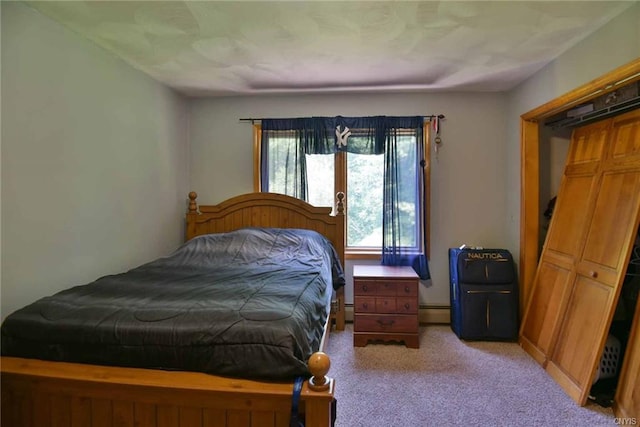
345 249 381 260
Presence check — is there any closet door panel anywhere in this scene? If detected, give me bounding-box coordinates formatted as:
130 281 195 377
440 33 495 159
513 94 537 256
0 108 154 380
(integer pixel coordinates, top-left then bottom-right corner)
546 119 607 259
519 262 573 363
565 120 608 166
545 174 598 258
518 172 597 363
610 109 640 163
547 276 617 403
580 170 640 284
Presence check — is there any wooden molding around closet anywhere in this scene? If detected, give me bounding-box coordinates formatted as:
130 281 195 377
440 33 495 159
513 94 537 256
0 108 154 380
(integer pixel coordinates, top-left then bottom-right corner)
519 58 640 309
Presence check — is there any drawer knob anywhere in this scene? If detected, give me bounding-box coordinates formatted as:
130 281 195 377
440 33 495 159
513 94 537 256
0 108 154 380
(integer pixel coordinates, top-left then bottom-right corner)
590 271 598 278
363 303 368 309
404 303 410 310
362 285 368 292
404 286 410 293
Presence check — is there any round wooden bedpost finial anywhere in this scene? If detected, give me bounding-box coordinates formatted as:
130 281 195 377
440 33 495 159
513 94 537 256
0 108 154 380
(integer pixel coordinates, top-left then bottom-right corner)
335 192 345 216
308 351 331 391
188 191 198 214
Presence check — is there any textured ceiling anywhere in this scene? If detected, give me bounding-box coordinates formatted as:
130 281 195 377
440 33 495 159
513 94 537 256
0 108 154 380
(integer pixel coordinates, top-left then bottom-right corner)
25 1 636 97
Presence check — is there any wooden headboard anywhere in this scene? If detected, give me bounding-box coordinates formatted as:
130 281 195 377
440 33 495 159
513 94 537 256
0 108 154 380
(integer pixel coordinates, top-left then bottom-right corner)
186 191 345 267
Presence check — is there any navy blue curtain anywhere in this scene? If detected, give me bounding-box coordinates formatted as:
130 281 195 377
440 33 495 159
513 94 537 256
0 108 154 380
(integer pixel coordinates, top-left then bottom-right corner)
380 117 430 280
260 118 334 201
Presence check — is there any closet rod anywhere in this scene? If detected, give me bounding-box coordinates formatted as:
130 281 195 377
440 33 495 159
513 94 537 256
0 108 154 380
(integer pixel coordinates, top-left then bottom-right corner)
239 114 445 124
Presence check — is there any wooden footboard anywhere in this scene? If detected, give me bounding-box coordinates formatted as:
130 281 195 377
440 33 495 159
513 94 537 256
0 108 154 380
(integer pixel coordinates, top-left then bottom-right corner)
1 352 334 427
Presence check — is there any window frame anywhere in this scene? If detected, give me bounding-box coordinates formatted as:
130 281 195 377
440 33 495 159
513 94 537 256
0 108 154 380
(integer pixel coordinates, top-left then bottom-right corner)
253 122 431 260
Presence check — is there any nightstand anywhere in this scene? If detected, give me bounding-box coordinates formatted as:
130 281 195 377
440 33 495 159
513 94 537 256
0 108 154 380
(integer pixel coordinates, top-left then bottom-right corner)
353 265 420 348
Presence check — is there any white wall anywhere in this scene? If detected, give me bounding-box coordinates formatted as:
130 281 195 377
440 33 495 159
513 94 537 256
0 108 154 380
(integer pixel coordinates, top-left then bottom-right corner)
1 2 190 318
189 92 509 306
505 2 640 263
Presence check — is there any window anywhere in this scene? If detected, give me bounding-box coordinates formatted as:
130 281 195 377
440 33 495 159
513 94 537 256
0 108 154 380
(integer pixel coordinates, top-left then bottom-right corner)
305 154 335 207
347 151 383 247
346 133 419 249
254 119 430 259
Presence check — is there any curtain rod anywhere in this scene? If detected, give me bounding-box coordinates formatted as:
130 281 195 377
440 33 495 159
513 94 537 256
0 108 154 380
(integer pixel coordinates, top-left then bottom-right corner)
239 114 445 124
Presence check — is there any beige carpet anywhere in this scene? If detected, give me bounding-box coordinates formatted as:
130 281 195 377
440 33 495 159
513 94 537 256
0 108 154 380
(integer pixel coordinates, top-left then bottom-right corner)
325 324 615 427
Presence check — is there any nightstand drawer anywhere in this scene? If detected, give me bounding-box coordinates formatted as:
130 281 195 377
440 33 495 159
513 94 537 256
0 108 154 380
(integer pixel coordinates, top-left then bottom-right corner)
375 297 397 313
354 280 418 296
376 281 397 296
396 297 418 314
354 280 397 296
354 296 376 313
354 280 378 295
397 281 418 297
354 314 418 333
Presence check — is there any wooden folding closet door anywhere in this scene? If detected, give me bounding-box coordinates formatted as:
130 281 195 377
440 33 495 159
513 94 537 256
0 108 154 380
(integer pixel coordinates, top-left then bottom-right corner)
519 119 609 365
520 108 640 405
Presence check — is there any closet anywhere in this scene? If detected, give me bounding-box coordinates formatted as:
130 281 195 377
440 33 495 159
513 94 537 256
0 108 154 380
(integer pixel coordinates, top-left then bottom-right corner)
519 108 640 414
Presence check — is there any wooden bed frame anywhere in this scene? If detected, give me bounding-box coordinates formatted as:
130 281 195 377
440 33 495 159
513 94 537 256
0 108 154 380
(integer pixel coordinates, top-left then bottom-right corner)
1 191 346 427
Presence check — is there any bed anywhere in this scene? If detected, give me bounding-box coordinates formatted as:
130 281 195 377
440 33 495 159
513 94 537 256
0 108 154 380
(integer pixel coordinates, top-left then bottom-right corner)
1 191 346 427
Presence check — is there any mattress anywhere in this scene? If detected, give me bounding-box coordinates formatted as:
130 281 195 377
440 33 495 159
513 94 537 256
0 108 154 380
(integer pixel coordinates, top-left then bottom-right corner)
1 227 345 380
